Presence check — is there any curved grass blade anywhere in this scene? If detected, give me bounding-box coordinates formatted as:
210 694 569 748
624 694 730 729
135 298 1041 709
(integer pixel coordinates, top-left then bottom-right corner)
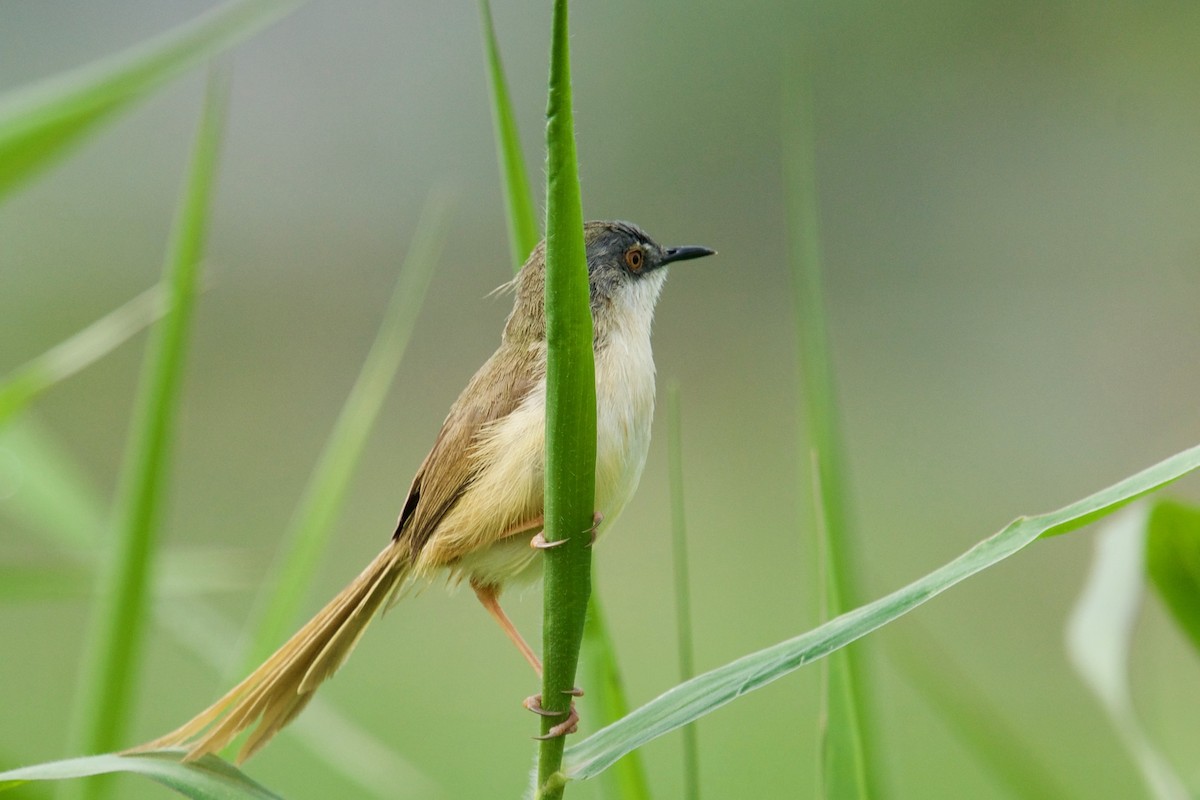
236 189 453 674
1145 499 1200 654
1066 507 1189 800
477 0 539 269
562 442 1200 781
0 751 282 800
0 0 304 201
784 72 871 798
536 0 595 795
0 287 166 429
70 73 227 788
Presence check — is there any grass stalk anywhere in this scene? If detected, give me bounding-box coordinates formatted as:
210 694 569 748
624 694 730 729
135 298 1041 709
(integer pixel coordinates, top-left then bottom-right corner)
783 72 873 797
0 287 166 429
476 3 646 793
68 71 227 796
535 0 595 795
477 0 539 269
666 383 700 800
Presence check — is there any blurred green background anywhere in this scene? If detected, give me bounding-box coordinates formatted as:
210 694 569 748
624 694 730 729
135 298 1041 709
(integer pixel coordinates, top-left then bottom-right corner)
2 1 1199 797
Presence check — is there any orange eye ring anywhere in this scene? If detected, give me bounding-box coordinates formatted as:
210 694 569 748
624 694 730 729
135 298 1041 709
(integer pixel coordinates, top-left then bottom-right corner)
624 247 644 271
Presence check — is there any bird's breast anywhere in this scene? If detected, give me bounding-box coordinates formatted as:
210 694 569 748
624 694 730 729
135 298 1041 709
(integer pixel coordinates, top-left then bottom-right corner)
593 321 657 532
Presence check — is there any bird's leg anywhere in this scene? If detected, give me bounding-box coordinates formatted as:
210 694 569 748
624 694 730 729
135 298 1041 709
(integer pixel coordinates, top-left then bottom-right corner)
498 516 544 540
471 580 585 738
530 511 604 549
471 580 542 675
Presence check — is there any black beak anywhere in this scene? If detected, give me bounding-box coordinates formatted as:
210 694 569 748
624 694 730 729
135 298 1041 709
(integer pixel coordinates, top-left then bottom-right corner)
660 245 717 266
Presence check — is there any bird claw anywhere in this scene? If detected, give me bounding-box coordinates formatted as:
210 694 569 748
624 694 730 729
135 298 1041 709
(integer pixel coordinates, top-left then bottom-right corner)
529 512 604 549
530 531 566 549
585 511 603 547
524 692 583 738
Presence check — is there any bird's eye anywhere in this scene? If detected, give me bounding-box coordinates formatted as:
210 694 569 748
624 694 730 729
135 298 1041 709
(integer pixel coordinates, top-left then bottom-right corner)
624 247 644 271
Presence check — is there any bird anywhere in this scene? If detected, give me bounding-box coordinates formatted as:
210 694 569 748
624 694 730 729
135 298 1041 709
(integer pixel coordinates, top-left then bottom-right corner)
133 220 715 763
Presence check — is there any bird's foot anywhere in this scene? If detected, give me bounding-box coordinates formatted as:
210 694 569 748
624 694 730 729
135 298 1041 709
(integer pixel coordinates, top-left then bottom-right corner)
524 688 585 739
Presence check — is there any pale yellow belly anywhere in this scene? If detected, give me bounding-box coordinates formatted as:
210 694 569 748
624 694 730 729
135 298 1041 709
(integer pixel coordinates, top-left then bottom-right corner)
442 331 656 589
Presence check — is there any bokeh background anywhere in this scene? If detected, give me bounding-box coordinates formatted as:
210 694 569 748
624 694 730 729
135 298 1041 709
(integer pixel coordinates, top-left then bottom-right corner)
3 1 1200 797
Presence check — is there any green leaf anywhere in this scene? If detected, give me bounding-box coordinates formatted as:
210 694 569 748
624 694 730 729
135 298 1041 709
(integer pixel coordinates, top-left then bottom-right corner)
536 0 595 796
70 72 227 784
562 442 1200 782
236 189 452 674
0 0 304 201
1145 499 1200 654
784 69 871 798
1066 507 1189 800
0 287 166 428
477 0 539 269
0 751 283 799
0 416 108 550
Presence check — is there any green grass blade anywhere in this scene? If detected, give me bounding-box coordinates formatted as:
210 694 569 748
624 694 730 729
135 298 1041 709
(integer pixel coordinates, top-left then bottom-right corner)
70 73 226 783
0 419 439 799
477 0 539 269
562 442 1200 781
236 190 452 673
0 287 166 428
579 593 652 800
0 752 283 800
0 0 304 201
784 71 872 798
1145 499 1200 654
1066 507 1189 800
0 417 108 550
536 0 595 795
666 383 699 800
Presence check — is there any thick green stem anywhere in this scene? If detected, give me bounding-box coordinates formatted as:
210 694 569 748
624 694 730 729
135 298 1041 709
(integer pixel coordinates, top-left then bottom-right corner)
536 0 594 796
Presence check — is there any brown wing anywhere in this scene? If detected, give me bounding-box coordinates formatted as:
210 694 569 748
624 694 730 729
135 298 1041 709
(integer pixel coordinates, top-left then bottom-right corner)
393 342 537 554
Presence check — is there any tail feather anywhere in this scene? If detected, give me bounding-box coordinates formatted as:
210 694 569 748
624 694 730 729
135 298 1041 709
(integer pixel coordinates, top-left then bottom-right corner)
300 558 399 693
131 542 410 763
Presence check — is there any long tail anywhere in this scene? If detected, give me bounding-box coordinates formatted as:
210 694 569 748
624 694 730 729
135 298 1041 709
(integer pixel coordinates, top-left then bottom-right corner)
132 541 411 763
